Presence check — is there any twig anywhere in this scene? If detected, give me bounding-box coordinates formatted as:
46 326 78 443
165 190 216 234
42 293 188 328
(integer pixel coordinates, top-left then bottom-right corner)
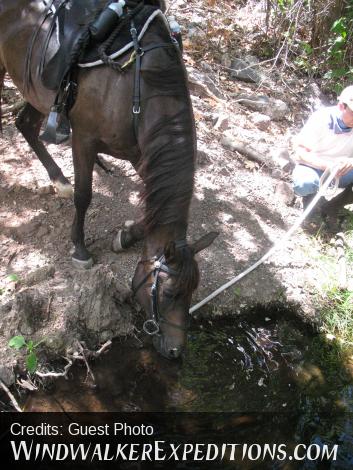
93 340 112 357
335 232 347 290
35 357 73 379
46 294 53 320
0 378 22 412
33 340 112 383
76 341 95 383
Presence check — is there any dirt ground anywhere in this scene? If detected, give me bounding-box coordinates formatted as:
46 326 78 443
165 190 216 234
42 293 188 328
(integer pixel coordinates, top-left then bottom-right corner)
0 1 349 384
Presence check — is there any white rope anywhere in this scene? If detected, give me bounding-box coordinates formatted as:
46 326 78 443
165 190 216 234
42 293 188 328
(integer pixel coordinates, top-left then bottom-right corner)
189 165 341 314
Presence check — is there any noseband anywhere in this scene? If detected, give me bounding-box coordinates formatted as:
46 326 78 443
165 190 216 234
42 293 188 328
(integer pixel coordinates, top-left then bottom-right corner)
133 240 189 336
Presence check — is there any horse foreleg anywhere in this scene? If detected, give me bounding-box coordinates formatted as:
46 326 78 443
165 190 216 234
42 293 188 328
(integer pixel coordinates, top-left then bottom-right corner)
15 103 73 197
112 220 145 252
71 134 96 269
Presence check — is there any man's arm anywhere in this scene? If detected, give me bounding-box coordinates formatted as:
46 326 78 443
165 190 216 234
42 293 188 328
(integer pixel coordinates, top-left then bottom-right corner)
295 144 353 176
295 144 335 170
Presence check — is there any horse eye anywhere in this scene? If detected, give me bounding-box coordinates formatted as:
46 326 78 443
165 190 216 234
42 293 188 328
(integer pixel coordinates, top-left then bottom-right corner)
163 289 175 299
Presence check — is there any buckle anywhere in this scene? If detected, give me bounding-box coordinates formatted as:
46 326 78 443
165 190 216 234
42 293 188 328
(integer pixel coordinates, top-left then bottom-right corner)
143 319 160 335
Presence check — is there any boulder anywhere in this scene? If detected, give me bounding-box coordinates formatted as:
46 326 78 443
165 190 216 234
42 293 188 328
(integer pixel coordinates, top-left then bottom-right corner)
230 57 263 83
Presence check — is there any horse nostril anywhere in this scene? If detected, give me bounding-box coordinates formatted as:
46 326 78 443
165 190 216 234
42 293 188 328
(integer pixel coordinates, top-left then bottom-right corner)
168 347 181 359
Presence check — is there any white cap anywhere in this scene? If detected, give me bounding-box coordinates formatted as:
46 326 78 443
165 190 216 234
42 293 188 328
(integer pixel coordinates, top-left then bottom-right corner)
338 85 353 109
109 0 125 16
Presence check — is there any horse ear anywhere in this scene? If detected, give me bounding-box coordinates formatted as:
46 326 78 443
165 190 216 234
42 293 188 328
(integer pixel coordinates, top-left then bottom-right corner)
190 232 219 254
164 240 176 263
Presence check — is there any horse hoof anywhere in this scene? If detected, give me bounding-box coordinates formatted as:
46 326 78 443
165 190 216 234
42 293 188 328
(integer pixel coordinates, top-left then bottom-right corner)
54 181 73 198
72 256 93 270
112 230 125 253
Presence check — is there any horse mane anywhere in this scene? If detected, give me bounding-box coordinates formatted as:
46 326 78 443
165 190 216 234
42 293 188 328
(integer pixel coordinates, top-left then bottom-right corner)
176 245 200 294
138 46 195 235
137 20 198 294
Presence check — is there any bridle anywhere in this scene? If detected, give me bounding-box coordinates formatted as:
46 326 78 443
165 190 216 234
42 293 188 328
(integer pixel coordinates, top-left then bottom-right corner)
128 15 181 138
132 240 189 336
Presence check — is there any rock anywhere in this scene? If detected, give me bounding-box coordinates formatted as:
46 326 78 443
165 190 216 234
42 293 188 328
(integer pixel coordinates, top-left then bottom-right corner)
37 185 53 195
69 265 133 344
271 147 295 173
13 288 48 336
235 94 289 120
304 82 329 110
187 67 225 100
197 150 210 166
249 112 271 130
275 181 295 206
36 225 50 238
0 365 15 387
213 113 229 131
230 58 263 83
24 265 55 287
15 219 42 238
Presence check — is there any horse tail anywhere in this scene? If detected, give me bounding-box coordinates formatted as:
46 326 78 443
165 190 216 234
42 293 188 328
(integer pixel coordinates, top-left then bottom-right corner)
0 68 4 134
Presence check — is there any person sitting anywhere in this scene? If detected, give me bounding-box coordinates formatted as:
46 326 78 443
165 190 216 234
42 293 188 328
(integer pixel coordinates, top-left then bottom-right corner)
292 85 353 228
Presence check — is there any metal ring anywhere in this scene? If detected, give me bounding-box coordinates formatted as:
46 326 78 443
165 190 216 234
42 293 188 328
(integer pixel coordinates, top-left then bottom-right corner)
143 319 160 335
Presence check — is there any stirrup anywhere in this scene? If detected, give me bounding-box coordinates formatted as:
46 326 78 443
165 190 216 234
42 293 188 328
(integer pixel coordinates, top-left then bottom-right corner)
40 107 71 144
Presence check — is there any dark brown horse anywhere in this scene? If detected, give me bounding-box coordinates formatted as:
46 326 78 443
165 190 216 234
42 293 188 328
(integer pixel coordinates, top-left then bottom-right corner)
0 0 217 358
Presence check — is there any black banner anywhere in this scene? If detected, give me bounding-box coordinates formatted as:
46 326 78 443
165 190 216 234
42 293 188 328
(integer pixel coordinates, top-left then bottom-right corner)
0 412 348 469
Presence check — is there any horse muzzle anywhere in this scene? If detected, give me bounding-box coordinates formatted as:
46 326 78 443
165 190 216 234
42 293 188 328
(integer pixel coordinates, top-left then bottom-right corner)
152 334 184 360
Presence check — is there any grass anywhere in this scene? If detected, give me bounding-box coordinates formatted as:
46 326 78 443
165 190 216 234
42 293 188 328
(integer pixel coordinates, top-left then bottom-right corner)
320 287 353 347
316 211 353 347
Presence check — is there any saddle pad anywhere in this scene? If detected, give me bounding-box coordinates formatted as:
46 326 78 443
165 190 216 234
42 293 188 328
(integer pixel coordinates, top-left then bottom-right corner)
78 7 168 68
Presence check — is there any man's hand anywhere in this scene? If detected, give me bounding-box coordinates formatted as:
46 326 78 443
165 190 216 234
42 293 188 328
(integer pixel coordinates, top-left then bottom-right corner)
335 157 353 177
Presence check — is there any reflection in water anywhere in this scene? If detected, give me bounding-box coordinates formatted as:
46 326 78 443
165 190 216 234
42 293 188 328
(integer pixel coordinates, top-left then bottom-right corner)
22 309 353 468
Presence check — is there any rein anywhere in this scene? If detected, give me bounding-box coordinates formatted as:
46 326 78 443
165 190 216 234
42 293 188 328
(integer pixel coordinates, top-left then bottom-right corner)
133 240 189 336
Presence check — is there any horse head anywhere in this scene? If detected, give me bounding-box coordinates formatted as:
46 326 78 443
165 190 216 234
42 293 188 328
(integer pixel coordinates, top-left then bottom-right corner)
132 232 218 359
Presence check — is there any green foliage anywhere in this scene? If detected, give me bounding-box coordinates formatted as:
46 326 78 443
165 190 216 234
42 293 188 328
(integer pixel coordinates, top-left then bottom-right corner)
8 335 26 349
269 1 353 91
8 335 44 374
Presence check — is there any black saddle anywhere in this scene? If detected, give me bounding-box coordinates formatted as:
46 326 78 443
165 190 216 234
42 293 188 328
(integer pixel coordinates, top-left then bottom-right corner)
41 0 102 90
38 0 162 143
